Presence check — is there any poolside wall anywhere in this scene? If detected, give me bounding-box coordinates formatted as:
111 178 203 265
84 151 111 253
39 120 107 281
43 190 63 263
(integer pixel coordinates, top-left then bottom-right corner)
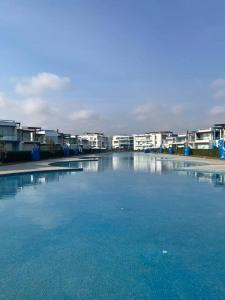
139 147 219 158
0 150 66 163
0 149 110 163
174 148 219 158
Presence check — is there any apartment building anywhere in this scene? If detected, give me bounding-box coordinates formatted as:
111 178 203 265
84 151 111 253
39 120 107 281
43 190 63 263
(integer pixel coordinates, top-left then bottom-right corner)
0 120 19 151
17 126 41 151
78 137 91 152
162 134 177 149
194 125 225 149
133 131 173 151
63 134 78 149
173 131 195 149
194 128 214 149
78 133 111 150
36 129 64 151
112 135 134 150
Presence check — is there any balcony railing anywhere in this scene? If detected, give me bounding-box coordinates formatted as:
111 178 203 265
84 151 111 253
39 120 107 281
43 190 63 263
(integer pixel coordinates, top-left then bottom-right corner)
0 136 18 142
195 137 212 141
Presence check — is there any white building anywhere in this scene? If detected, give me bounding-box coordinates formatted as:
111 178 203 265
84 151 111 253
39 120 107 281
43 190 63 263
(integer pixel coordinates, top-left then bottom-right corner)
77 137 91 152
63 134 92 152
173 134 187 149
133 132 173 151
17 126 41 151
194 128 214 149
173 126 225 150
112 135 133 150
78 133 111 150
194 125 225 149
63 134 79 150
163 134 177 149
173 132 195 149
36 129 64 151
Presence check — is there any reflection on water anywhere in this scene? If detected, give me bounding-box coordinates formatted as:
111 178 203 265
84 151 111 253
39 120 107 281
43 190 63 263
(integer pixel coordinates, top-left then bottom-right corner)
0 171 72 200
54 153 225 188
54 154 207 173
0 154 224 203
186 171 225 187
0 153 225 299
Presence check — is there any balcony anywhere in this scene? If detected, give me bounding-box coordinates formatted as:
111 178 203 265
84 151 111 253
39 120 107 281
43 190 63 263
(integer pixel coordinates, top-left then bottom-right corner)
194 139 211 144
0 135 18 142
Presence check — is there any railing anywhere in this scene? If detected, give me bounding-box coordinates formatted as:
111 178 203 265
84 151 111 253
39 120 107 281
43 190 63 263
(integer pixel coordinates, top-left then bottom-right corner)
195 137 212 141
195 138 211 142
0 136 18 141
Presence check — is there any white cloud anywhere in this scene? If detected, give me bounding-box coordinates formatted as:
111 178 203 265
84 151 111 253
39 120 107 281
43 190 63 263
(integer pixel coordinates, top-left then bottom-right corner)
0 73 215 134
15 72 71 96
133 102 158 121
0 93 100 131
69 109 99 121
22 98 51 115
210 79 225 100
4 98 53 127
132 102 184 121
213 90 225 99
0 93 7 108
131 101 190 131
0 73 105 132
170 105 184 115
209 106 225 116
211 78 225 88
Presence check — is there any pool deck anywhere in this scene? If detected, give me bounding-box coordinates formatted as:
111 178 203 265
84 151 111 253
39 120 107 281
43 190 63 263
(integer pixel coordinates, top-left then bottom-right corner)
0 153 225 176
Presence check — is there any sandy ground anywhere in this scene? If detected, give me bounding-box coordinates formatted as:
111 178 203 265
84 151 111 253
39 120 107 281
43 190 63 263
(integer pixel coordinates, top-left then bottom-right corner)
0 153 225 176
156 154 225 173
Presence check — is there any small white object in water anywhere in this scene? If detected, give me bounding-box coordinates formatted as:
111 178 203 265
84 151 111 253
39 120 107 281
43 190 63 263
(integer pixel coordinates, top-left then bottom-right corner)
162 250 168 254
120 207 124 211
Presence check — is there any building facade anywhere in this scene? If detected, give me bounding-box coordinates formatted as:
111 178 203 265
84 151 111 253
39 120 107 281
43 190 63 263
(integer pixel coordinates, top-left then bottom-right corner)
194 125 225 149
0 120 20 151
36 129 64 151
194 128 214 149
78 133 111 150
17 126 41 151
173 132 195 149
133 132 173 151
112 135 134 150
163 134 177 149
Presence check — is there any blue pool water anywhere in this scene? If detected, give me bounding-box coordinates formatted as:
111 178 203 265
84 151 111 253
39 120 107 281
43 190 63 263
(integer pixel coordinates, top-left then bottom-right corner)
0 153 225 299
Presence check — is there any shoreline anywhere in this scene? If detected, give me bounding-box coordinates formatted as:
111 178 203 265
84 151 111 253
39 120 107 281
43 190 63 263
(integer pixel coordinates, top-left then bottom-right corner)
155 153 225 173
0 156 99 177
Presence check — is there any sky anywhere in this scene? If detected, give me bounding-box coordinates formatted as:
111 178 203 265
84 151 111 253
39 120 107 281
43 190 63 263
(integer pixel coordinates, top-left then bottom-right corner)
0 0 225 134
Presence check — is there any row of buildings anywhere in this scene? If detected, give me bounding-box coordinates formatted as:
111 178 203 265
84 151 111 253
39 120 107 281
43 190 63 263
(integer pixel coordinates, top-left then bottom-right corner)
0 120 110 153
113 124 225 151
0 119 225 153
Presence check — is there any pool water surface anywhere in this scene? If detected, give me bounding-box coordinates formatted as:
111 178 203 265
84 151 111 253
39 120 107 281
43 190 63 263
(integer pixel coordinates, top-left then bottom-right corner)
0 153 225 299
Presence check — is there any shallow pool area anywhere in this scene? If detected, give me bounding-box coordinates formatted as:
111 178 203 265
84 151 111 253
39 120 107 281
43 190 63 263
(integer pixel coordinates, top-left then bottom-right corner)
0 153 225 299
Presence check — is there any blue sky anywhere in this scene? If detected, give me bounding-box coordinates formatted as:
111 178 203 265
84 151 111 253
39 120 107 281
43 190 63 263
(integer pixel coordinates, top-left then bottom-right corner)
0 0 225 134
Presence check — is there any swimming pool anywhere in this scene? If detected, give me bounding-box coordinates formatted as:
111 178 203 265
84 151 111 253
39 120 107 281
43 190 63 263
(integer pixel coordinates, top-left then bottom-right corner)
0 153 225 299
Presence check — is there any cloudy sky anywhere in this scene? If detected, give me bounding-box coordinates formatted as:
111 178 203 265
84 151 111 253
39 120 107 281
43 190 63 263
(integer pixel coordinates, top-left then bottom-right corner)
0 0 225 134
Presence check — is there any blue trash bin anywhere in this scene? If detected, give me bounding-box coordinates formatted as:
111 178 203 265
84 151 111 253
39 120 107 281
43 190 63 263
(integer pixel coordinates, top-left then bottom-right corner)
219 139 225 159
31 147 40 161
168 147 174 154
183 146 191 156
